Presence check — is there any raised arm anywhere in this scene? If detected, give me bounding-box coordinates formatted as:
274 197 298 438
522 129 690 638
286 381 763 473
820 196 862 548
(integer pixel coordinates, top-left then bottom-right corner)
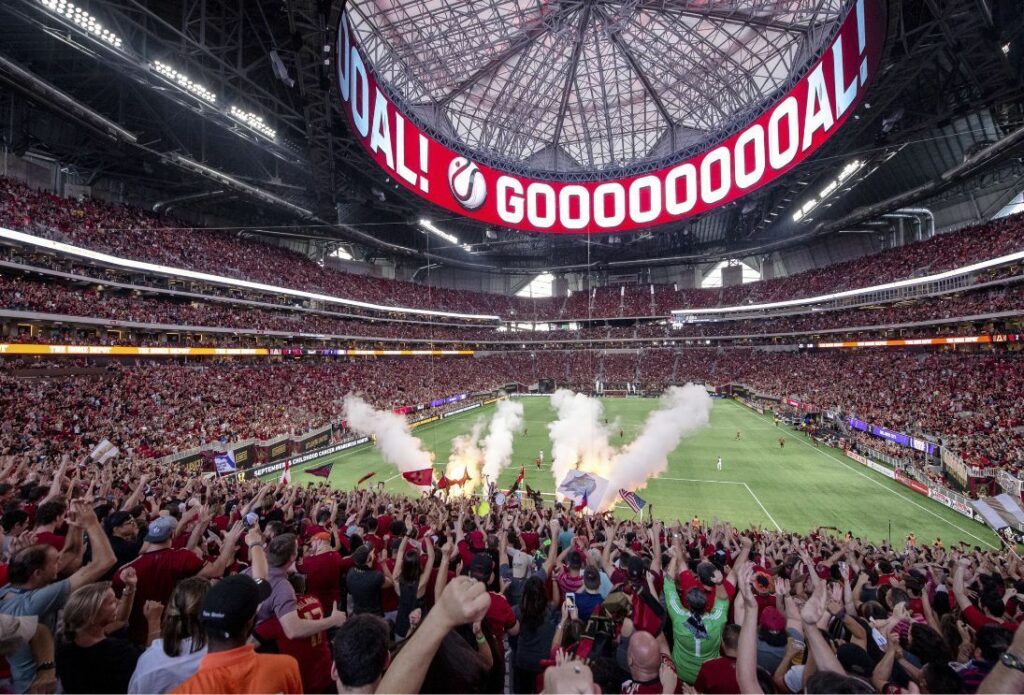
376 576 491 694
67 500 116 592
735 563 764 694
417 536 435 598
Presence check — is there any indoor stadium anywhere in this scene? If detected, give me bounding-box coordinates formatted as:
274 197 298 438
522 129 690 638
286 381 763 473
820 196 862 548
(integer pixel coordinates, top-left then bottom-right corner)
0 0 1023 693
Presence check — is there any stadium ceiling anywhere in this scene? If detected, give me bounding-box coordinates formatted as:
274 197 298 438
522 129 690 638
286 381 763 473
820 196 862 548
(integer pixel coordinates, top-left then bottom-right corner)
347 0 845 175
0 0 1021 273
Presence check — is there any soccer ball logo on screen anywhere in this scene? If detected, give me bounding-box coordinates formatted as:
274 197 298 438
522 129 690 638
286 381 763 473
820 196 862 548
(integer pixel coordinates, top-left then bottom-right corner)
447 157 487 211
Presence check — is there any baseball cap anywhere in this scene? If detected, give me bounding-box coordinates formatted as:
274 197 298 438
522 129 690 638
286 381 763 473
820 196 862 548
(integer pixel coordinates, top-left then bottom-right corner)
759 606 786 633
199 575 272 639
469 552 494 582
144 516 177 543
104 511 133 533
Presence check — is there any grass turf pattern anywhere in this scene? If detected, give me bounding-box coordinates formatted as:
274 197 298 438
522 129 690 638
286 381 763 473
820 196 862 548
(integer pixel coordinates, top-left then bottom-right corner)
279 397 998 549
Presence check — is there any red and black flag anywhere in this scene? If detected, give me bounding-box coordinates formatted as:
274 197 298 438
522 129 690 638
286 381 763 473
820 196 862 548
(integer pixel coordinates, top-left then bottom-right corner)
508 466 525 495
402 468 434 487
307 462 333 480
356 471 377 487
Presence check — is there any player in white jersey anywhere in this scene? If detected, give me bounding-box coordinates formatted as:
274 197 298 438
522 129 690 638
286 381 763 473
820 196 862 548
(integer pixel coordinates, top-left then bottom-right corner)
716 456 723 471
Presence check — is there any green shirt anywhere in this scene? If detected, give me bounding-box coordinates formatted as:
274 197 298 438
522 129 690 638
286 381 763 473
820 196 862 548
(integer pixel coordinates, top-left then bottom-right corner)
664 578 730 684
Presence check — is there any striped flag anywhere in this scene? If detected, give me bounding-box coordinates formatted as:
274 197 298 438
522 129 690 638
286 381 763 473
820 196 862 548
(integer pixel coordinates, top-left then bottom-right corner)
971 494 1024 535
356 471 377 487
619 488 647 515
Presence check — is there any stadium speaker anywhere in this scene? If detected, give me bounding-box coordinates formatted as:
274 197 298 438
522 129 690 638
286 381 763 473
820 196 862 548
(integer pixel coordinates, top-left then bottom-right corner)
538 378 554 393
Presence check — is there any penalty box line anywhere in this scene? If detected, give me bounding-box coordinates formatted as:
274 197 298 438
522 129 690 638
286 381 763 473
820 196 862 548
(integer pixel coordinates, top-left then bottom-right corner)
655 477 783 531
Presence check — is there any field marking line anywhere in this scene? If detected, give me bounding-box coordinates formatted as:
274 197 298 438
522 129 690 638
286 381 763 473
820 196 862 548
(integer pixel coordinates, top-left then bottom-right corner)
743 482 783 531
658 476 747 486
729 401 997 549
650 477 782 531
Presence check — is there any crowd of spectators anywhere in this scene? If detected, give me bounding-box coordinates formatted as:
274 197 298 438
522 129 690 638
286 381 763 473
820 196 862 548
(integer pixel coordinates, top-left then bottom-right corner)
3 176 1024 324
3 267 1023 351
2 346 1022 477
0 456 1020 694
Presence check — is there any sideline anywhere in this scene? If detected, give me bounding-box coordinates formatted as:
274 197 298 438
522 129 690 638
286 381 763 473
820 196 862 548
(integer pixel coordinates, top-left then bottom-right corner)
729 401 998 549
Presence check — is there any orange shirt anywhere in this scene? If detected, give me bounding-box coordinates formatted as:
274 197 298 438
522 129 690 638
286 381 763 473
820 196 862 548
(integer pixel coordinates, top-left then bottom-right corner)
171 644 302 694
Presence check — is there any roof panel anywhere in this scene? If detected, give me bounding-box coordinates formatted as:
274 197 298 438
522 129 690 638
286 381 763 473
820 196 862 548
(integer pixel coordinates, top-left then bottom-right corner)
348 0 845 173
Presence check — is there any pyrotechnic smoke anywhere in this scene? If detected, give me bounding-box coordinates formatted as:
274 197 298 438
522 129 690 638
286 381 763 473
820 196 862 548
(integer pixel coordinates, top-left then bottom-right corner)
444 420 486 496
343 394 433 474
547 389 616 488
481 399 524 483
547 385 713 511
599 384 712 509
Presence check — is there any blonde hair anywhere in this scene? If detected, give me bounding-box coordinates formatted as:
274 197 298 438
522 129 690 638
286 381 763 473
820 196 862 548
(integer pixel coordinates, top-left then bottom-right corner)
61 582 112 643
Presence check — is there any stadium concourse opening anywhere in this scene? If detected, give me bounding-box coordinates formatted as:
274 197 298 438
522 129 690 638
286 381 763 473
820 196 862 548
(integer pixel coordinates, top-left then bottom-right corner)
1 0 1024 693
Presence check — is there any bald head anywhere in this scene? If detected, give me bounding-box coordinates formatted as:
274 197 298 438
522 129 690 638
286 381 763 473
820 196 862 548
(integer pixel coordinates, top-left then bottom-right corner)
627 631 661 681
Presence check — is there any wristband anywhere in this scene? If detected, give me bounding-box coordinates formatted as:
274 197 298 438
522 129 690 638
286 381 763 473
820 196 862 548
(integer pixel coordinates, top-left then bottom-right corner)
37 662 55 671
476 633 487 644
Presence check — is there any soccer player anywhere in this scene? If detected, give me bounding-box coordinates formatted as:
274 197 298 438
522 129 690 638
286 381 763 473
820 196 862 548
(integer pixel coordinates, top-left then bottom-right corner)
735 431 741 440
620 429 624 439
716 456 723 471
778 437 785 449
534 455 541 470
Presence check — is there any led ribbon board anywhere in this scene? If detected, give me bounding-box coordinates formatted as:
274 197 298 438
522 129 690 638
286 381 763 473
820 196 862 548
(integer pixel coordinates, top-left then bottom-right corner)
337 0 885 235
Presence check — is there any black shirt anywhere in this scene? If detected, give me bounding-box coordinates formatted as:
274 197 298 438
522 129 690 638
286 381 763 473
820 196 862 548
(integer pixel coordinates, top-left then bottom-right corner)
56 637 143 694
346 565 385 616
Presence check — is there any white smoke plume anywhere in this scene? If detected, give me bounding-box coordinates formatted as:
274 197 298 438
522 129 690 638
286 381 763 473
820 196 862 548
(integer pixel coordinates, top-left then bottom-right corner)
599 384 713 509
481 399 524 483
343 394 433 475
546 385 713 511
547 389 616 489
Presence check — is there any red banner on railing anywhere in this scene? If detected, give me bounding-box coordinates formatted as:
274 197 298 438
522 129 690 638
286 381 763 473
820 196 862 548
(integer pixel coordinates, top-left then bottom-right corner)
337 0 885 234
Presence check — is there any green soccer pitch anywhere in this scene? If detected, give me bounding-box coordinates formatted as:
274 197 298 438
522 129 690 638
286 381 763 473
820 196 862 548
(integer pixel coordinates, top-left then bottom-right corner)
277 397 999 549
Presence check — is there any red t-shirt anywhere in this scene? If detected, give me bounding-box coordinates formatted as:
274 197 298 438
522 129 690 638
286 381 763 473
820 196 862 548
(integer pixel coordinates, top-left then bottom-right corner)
695 656 739 694
34 531 65 551
114 547 205 644
297 552 344 616
486 591 517 645
520 532 540 554
254 594 333 694
363 533 384 554
963 604 1019 633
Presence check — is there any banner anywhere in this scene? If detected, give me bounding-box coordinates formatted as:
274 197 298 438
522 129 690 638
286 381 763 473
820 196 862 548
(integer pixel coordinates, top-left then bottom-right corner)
247 436 371 478
337 0 884 234
296 426 332 454
928 487 976 519
845 450 896 480
894 471 930 496
442 402 482 418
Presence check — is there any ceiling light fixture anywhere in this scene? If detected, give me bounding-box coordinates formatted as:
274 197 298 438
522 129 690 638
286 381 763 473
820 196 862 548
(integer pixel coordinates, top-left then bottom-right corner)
38 0 123 49
228 105 277 140
792 159 864 222
152 60 217 104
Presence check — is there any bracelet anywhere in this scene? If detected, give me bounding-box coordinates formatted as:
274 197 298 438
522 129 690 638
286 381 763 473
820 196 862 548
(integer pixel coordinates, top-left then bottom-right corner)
36 662 55 671
476 634 487 644
247 542 265 549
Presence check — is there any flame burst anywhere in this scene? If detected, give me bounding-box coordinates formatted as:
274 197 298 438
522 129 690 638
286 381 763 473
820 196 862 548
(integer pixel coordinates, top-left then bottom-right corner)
443 421 485 497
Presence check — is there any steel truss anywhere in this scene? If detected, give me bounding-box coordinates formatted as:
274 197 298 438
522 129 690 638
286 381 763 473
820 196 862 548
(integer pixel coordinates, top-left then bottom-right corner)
345 0 845 179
